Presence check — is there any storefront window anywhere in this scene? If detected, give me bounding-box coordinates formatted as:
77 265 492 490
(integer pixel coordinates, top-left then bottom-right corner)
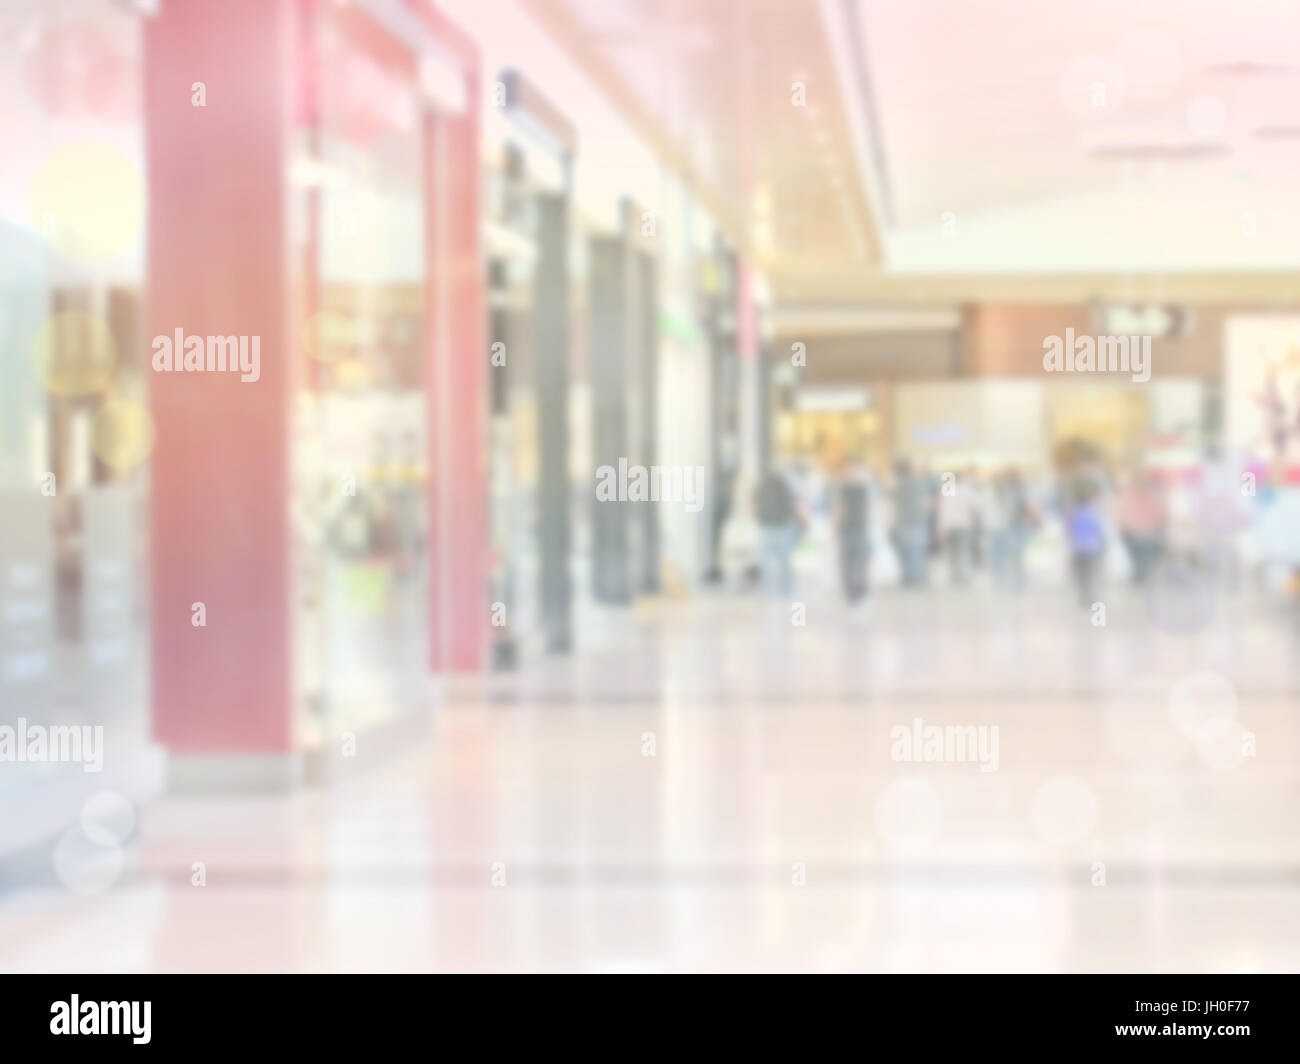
290 6 429 754
0 0 150 817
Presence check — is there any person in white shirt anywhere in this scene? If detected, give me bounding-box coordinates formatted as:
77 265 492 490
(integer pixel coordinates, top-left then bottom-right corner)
936 469 976 587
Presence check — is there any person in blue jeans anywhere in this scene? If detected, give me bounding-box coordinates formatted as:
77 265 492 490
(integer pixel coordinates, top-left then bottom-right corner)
1066 483 1106 607
891 458 931 587
990 467 1034 592
754 466 803 596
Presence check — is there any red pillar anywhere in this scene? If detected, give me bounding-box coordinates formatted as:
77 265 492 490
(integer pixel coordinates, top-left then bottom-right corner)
144 0 295 757
423 34 486 674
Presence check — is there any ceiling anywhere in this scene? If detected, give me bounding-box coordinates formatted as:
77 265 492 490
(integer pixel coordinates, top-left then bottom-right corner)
860 0 1300 275
525 0 1300 304
523 0 879 271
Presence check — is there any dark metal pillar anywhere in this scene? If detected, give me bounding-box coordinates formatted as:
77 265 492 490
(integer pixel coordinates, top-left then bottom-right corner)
589 234 632 604
536 189 572 650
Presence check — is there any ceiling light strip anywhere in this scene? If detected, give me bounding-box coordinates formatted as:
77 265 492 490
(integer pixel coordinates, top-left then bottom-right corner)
819 0 895 247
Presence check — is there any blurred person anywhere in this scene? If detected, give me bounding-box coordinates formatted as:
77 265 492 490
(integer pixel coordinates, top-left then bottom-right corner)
704 463 737 584
1117 468 1167 585
989 467 1035 591
721 467 761 588
1194 448 1257 588
936 469 976 587
1259 367 1288 461
1066 481 1107 607
966 466 991 572
789 450 830 527
923 463 941 562
1293 379 1300 461
754 463 804 597
833 453 873 603
890 457 931 587
393 428 425 580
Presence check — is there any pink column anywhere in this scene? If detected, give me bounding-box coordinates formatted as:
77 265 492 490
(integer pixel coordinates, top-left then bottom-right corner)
144 0 295 758
422 27 486 674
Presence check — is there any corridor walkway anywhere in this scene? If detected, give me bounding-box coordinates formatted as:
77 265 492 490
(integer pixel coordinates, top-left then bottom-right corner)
1 587 1296 972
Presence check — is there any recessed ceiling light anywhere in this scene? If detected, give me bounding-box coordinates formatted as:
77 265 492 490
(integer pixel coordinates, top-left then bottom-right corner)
1205 60 1296 76
1088 141 1229 159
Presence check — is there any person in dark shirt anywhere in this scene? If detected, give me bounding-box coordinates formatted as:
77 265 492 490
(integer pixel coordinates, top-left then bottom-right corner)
834 454 872 603
754 465 802 596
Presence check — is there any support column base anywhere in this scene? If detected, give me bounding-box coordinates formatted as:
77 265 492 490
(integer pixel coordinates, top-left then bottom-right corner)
166 753 305 794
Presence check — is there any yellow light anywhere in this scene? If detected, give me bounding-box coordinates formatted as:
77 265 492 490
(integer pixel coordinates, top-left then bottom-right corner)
31 311 117 397
29 142 144 263
91 397 156 472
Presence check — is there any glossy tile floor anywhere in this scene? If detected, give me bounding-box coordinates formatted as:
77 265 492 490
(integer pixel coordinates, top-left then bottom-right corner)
2 578 1299 972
